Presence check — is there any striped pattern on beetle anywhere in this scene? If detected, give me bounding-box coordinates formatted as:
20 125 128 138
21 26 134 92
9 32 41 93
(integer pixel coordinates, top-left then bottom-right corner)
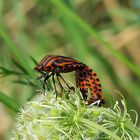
34 55 105 106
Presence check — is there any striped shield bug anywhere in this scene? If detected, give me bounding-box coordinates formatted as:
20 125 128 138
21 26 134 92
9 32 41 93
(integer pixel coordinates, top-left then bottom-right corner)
34 55 105 106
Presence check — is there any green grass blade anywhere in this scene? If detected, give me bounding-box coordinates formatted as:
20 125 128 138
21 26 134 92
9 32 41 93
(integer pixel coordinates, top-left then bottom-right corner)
12 59 28 74
60 1 90 59
29 56 38 65
0 91 20 112
0 66 24 76
50 0 140 77
13 80 37 87
0 27 33 76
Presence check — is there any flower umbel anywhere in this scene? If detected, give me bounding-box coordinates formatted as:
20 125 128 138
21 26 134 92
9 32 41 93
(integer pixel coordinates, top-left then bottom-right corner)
10 89 140 140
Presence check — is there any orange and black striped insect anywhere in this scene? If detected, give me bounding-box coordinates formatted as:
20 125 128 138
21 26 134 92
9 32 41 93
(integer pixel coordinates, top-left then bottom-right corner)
34 55 105 106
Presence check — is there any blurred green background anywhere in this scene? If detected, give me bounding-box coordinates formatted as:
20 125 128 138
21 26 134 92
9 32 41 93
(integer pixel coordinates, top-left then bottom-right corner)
0 0 140 139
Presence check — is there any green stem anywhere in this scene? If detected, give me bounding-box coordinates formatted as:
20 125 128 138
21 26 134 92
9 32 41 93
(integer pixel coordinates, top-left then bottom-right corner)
125 122 140 137
81 118 121 140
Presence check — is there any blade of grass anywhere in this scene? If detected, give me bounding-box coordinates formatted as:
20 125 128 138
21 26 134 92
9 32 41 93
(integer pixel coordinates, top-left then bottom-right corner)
62 17 90 60
12 59 28 74
0 91 20 112
0 66 24 76
0 27 33 76
50 0 140 77
29 56 38 65
120 77 140 107
13 80 37 87
60 2 101 66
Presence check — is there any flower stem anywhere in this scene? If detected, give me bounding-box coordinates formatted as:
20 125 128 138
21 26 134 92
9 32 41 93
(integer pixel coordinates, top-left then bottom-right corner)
81 118 121 140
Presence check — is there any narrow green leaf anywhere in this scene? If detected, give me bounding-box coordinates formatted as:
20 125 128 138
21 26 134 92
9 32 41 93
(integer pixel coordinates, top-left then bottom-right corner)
13 80 37 87
0 27 33 76
12 59 28 74
0 91 20 112
29 56 38 65
0 66 24 76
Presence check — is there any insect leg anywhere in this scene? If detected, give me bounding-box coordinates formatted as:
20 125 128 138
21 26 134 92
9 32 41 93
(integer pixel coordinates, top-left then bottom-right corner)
36 71 47 80
52 73 58 100
43 73 53 90
56 74 64 97
58 73 75 92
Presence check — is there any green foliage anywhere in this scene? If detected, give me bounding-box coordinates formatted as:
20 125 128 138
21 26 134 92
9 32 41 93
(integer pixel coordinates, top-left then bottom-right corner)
0 27 33 76
0 59 37 88
50 0 140 77
0 91 19 112
0 0 140 135
11 90 139 140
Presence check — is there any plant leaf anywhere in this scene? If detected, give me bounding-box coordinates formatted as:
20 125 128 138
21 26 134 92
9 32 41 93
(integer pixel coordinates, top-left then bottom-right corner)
13 80 37 87
12 59 28 74
29 56 38 65
0 66 24 76
0 91 20 112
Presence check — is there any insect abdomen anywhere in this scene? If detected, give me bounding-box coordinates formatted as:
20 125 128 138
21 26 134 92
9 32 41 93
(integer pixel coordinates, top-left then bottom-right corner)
76 65 104 105
34 55 105 105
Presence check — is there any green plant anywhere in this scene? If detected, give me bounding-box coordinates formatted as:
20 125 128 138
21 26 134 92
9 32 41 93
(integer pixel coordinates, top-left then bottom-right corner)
10 89 140 140
0 91 19 112
0 0 140 126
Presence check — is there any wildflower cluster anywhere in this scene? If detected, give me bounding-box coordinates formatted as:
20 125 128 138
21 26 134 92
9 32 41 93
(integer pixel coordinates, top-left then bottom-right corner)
10 90 140 140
